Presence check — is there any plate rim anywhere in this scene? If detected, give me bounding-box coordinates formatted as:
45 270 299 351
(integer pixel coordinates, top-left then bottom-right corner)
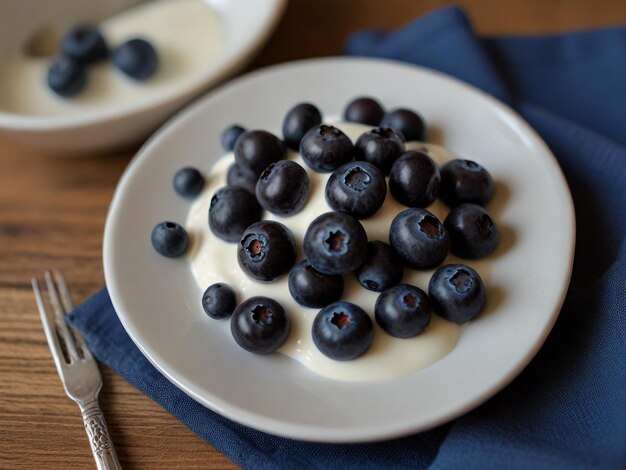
103 56 576 442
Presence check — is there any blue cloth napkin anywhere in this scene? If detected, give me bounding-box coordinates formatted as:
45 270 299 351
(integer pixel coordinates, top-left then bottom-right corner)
68 7 626 469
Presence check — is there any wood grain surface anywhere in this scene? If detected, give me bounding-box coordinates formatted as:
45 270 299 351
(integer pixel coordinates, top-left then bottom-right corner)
1 1 625 469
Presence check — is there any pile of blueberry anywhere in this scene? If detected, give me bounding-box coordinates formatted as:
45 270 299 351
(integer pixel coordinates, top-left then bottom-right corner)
47 25 159 97
151 96 500 362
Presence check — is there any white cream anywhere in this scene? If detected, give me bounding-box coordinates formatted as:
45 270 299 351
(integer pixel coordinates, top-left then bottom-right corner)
187 122 493 381
0 0 221 115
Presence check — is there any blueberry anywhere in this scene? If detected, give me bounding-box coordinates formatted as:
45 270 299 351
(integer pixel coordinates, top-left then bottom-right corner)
288 259 344 308
226 163 258 194
173 167 204 199
231 296 290 354
300 124 354 173
151 221 188 258
325 161 386 219
343 97 385 126
256 160 310 216
238 221 296 282
202 283 236 319
112 38 158 80
234 130 286 177
303 212 368 275
375 283 430 338
282 103 322 150
46 57 87 98
354 127 405 175
428 264 486 322
312 301 373 361
60 26 108 63
389 150 440 207
444 204 499 259
440 159 495 207
221 124 246 152
380 108 426 141
354 241 403 292
389 209 449 270
208 186 262 242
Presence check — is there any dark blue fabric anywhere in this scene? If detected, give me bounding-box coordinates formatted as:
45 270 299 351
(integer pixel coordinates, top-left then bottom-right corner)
68 7 626 469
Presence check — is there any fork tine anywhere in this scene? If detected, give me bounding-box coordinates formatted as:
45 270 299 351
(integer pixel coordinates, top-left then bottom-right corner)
53 269 75 311
32 278 68 373
53 270 90 360
44 271 81 362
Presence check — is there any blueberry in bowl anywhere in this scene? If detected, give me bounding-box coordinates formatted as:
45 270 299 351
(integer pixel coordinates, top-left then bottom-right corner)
238 221 296 282
389 150 440 207
231 296 291 354
354 127 405 175
380 108 426 141
288 259 344 308
428 264 486 323
151 221 188 258
300 124 354 172
208 186 262 242
325 161 386 219
61 25 109 64
202 283 237 319
440 159 495 207
375 283 430 338
282 103 322 150
312 301 373 361
47 57 87 98
112 38 159 81
389 208 449 269
256 160 310 216
303 211 368 275
343 96 385 126
234 129 286 177
354 241 403 292
444 203 499 259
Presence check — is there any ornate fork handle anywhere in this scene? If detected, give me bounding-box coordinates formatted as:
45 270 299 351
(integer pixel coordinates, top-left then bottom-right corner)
33 272 123 469
81 401 122 470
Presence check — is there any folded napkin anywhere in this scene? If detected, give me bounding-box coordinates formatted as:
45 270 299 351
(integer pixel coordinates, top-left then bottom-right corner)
68 7 626 469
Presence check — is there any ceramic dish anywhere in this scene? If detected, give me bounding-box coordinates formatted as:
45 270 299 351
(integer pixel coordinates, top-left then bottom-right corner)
0 0 285 154
103 57 575 442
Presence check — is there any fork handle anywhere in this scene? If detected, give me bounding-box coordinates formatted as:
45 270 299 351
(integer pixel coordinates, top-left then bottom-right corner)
81 401 122 470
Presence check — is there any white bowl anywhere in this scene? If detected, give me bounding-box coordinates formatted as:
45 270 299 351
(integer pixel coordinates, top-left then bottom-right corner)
0 0 285 154
103 58 575 442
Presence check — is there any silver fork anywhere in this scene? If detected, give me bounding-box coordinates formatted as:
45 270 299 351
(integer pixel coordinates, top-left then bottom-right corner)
32 270 122 470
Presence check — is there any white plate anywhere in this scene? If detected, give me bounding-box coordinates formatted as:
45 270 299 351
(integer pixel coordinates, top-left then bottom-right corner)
0 0 285 153
104 57 575 442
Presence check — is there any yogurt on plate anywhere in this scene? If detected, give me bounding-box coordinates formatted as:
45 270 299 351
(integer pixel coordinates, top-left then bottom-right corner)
186 121 496 382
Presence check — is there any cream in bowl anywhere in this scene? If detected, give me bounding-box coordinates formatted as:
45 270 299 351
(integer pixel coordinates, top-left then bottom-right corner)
0 0 285 153
0 0 221 115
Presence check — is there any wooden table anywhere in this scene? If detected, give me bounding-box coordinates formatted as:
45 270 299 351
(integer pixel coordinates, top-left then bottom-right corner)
2 1 624 468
